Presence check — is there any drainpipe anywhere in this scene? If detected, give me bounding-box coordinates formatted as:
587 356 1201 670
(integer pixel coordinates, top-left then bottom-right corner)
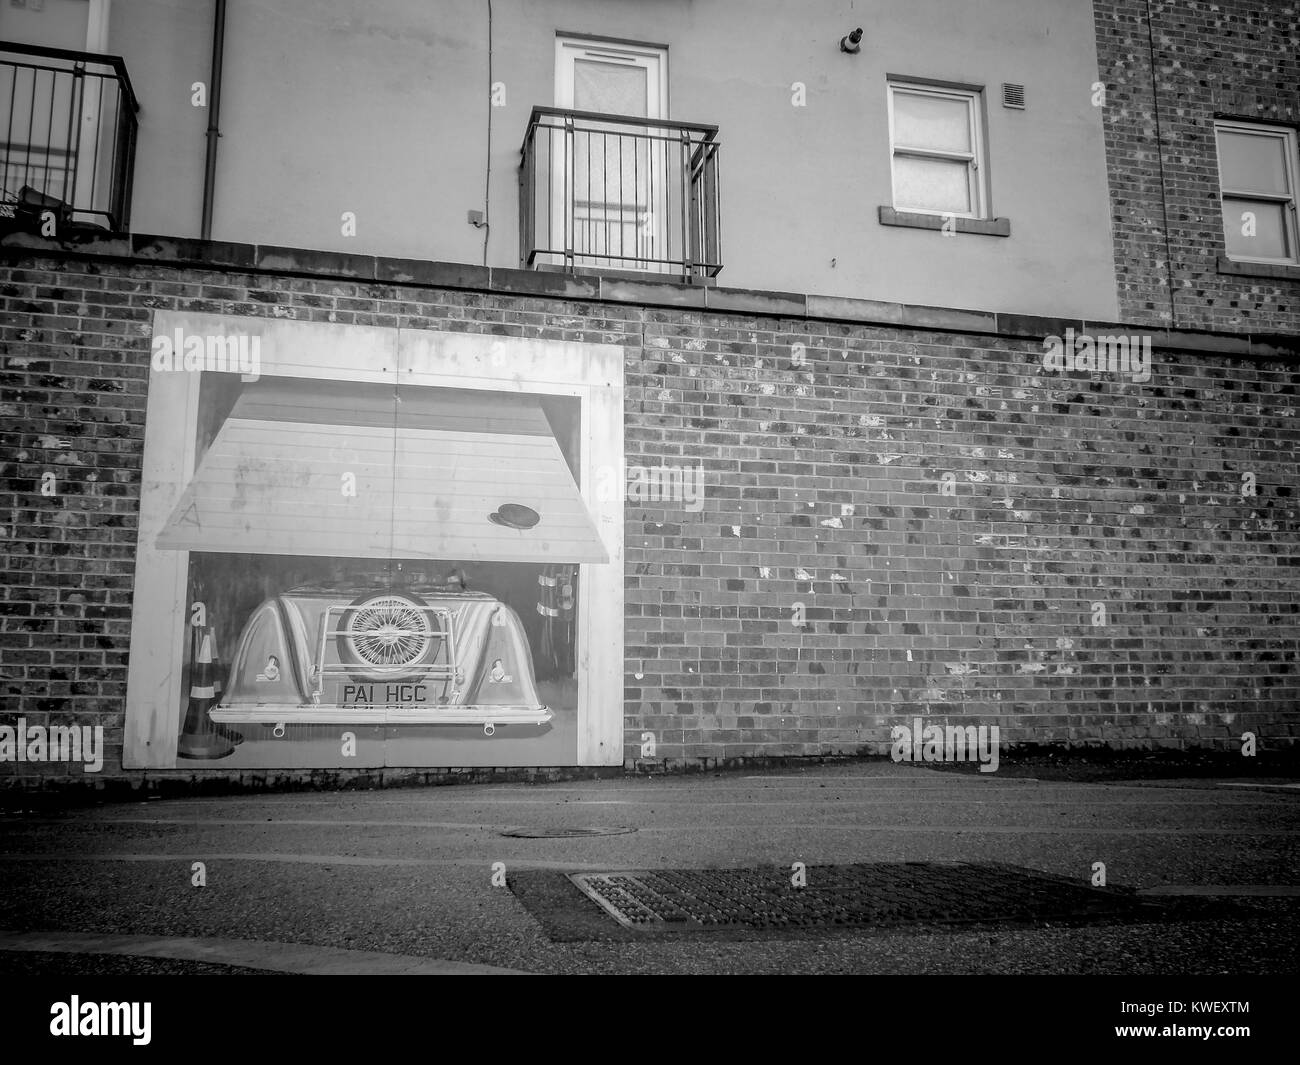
200 0 226 240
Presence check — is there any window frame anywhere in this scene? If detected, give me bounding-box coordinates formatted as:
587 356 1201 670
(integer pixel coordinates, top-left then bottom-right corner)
887 81 987 220
1214 119 1300 267
553 35 668 119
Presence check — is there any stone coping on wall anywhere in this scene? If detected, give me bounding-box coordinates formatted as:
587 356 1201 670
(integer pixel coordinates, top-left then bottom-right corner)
4 230 1299 361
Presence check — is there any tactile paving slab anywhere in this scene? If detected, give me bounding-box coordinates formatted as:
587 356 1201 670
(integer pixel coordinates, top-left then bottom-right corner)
508 862 1179 940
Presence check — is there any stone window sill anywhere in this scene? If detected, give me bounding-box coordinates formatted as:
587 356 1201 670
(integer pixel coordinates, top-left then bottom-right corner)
878 206 1011 237
1216 255 1300 282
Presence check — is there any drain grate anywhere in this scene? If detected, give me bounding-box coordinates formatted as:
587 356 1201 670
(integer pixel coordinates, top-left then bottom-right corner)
556 862 1166 934
500 826 636 839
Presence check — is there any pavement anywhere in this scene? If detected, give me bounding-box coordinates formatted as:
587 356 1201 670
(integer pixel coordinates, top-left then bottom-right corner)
1 761 1297 975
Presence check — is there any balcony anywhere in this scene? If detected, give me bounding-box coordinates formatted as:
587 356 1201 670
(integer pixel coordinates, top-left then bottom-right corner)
0 42 139 235
519 106 721 282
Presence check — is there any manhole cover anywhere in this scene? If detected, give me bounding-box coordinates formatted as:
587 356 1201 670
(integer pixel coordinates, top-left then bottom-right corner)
500 826 636 838
549 862 1167 934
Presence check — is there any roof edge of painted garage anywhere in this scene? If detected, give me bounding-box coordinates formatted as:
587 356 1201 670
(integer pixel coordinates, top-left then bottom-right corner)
4 230 1299 361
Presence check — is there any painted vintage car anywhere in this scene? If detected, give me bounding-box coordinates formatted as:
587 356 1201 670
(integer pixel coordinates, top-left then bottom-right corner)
208 583 550 735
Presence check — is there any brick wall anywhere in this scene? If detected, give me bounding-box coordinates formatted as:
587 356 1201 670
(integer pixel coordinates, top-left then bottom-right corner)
2 247 1299 786
1094 0 1300 332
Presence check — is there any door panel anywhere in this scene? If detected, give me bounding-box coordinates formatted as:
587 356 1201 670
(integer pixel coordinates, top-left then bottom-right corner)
555 38 668 272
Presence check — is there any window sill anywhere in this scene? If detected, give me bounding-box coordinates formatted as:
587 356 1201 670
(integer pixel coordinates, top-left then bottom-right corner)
1216 255 1300 281
878 206 1011 237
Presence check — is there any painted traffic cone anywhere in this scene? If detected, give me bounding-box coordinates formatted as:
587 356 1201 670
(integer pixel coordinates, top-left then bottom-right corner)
177 630 235 759
207 625 243 746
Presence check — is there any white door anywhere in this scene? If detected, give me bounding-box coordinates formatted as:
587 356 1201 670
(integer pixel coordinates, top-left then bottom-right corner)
554 37 668 271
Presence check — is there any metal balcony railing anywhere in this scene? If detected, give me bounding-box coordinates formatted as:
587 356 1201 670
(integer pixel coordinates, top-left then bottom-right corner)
520 106 721 282
0 41 139 234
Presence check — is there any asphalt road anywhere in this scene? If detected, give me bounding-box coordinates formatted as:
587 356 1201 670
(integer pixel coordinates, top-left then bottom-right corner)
1 763 1297 974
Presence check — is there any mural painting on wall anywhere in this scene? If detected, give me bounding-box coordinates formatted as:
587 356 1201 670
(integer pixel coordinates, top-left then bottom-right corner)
145 366 603 769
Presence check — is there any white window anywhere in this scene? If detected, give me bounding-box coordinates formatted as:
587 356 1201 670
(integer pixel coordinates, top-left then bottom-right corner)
888 82 985 218
555 37 667 120
1215 121 1299 265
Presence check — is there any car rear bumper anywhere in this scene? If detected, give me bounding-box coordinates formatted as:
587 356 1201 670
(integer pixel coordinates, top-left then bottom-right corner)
208 705 553 727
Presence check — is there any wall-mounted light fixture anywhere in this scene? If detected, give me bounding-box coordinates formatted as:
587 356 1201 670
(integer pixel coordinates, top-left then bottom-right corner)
840 27 863 54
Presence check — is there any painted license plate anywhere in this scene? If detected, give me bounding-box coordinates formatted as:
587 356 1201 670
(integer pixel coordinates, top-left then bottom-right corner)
338 683 432 707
